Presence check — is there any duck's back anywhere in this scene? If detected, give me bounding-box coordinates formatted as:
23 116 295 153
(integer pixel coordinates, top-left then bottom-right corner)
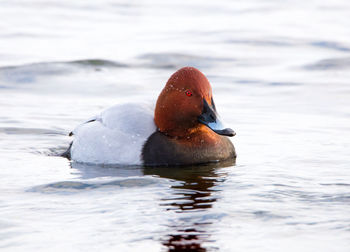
70 103 156 165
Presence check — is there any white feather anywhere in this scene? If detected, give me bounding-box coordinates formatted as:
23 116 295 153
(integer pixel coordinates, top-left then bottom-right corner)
70 103 156 165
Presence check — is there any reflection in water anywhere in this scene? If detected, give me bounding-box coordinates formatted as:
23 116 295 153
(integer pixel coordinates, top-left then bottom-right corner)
68 160 235 251
144 160 235 251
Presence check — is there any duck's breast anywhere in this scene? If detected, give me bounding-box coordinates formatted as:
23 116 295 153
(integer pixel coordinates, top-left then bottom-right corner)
142 131 236 166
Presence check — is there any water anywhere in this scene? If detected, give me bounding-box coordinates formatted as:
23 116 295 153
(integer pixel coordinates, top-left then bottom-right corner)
1 0 350 251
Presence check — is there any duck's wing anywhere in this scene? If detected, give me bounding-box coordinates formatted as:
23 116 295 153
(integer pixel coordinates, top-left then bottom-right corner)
69 115 101 136
69 103 156 165
63 115 100 158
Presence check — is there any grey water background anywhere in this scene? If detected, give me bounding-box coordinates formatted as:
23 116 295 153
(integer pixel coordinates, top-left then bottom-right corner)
1 0 350 251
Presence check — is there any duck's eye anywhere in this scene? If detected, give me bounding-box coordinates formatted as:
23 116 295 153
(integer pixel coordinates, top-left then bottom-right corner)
185 90 192 97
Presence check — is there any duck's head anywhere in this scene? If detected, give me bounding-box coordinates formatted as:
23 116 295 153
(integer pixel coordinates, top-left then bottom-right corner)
155 67 235 138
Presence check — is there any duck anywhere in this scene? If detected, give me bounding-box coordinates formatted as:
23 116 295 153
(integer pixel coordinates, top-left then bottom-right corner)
63 67 236 166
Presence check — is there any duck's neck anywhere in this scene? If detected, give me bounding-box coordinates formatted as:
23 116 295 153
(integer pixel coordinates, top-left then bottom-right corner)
160 124 222 147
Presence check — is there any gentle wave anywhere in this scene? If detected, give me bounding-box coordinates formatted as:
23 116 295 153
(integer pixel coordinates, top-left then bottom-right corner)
29 177 158 193
0 127 65 135
0 53 236 80
138 53 236 69
304 57 350 70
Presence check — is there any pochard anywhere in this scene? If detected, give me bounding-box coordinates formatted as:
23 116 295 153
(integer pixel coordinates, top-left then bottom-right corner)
64 67 236 166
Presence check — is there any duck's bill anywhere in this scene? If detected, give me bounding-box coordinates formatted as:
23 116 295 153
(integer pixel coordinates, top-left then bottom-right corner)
198 99 236 137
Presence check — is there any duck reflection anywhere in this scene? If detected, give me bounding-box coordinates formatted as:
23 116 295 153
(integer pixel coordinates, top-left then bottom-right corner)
144 160 235 251
69 159 235 251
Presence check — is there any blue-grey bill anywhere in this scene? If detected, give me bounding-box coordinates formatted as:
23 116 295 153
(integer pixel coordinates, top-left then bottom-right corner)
202 117 236 137
198 98 236 137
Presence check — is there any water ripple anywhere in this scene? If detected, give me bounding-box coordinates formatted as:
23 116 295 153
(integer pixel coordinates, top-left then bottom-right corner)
304 57 350 70
29 177 157 194
138 53 235 69
0 127 64 135
311 41 350 52
0 59 128 84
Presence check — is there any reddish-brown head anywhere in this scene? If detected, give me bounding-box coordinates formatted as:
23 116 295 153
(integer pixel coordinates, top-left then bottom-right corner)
154 67 235 138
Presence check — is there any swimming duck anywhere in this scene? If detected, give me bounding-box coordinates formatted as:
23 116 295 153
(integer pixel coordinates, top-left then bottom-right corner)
64 67 236 166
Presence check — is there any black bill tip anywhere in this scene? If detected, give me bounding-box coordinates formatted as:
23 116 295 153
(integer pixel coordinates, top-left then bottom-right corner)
213 128 236 137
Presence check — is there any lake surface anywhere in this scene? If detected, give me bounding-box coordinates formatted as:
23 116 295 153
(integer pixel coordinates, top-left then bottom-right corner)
1 0 350 251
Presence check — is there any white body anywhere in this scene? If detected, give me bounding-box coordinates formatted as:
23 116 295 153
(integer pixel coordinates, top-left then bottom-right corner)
70 103 156 165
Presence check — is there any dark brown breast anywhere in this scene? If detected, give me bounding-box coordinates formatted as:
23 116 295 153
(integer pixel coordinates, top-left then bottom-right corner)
142 131 236 166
